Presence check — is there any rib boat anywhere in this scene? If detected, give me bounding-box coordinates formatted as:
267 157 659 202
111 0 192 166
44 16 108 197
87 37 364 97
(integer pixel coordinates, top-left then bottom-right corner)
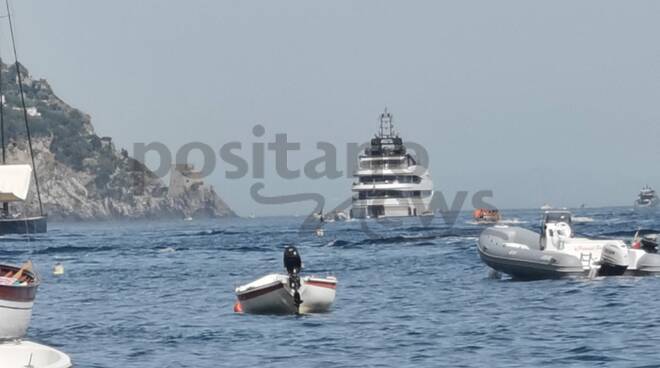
477 210 660 280
234 246 337 314
0 262 39 339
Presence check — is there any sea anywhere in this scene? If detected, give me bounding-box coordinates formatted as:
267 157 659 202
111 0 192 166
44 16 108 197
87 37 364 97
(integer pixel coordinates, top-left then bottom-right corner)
2 207 660 368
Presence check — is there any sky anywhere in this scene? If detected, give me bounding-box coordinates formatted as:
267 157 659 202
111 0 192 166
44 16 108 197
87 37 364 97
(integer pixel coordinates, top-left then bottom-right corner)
6 1 660 216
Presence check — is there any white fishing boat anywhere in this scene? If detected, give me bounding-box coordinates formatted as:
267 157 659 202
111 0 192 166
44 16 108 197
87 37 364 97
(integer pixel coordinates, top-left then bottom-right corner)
0 340 71 368
0 262 39 339
234 246 337 314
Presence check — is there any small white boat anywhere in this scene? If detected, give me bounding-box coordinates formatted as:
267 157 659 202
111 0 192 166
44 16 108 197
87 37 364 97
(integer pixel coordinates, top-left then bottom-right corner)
235 246 337 314
0 340 72 368
236 273 337 314
0 262 39 339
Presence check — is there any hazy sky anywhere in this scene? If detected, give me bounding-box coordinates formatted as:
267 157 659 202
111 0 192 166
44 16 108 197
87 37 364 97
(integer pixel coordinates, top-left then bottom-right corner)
7 1 660 215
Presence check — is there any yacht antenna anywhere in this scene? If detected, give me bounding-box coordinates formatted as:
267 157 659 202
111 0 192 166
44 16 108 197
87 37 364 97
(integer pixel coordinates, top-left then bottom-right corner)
5 0 43 216
379 108 394 138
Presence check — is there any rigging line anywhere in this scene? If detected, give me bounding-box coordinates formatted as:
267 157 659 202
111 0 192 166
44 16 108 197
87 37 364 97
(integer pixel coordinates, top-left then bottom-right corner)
5 0 43 216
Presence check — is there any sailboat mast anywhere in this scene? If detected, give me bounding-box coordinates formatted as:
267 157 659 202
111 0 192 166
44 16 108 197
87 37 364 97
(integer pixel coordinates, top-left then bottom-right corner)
0 57 4 165
5 0 43 216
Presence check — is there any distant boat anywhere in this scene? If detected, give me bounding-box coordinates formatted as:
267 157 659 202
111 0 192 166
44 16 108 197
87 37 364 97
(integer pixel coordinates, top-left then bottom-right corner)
0 4 46 235
351 109 433 219
473 208 500 223
540 204 553 211
634 185 658 210
183 216 193 221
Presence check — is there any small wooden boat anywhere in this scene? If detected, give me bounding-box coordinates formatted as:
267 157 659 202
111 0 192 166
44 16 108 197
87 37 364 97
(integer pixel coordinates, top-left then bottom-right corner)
234 246 337 314
473 208 501 223
0 261 39 339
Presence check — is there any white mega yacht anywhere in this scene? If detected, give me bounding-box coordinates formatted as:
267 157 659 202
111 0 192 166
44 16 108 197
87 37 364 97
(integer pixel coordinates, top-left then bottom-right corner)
350 110 434 219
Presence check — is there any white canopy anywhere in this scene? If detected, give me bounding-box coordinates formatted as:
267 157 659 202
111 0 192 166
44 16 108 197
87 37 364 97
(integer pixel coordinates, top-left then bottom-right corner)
0 164 32 202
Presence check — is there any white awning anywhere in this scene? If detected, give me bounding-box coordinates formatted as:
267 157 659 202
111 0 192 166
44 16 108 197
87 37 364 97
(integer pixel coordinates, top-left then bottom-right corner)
0 164 32 202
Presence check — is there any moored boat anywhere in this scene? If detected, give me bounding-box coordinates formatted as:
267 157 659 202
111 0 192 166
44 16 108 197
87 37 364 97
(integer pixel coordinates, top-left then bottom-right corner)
236 274 337 314
234 246 337 314
0 262 39 339
0 1 47 235
0 340 71 368
477 210 660 279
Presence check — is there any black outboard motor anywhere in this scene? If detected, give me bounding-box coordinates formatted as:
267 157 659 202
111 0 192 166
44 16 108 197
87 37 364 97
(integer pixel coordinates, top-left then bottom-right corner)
283 246 302 275
283 246 303 312
641 235 659 253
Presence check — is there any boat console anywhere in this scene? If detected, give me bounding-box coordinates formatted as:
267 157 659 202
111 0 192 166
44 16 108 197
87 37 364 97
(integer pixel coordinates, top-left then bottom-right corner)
540 211 573 250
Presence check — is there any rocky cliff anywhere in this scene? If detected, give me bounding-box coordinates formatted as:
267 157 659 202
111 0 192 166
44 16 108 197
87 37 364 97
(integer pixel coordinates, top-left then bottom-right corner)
1 62 235 220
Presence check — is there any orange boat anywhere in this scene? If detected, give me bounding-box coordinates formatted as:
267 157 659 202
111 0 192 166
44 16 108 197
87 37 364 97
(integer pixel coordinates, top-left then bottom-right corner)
473 208 501 223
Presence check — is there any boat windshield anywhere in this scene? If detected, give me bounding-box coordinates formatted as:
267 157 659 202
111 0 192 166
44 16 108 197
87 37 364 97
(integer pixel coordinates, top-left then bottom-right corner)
543 211 572 226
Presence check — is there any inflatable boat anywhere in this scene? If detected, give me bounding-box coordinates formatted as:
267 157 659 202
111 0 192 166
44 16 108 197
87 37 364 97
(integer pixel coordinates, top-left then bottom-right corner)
477 211 660 280
235 246 337 314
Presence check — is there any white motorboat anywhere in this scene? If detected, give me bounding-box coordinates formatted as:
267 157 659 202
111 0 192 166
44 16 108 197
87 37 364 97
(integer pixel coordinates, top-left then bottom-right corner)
0 340 72 368
477 210 660 279
236 274 337 314
0 262 39 339
235 246 337 314
350 109 434 219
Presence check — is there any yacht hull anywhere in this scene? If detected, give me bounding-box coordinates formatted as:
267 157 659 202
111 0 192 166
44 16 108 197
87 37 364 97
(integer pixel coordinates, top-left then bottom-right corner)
0 216 47 235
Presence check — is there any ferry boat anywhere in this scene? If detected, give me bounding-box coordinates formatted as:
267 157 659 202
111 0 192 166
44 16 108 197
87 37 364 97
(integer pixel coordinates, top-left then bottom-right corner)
634 185 658 209
350 109 433 219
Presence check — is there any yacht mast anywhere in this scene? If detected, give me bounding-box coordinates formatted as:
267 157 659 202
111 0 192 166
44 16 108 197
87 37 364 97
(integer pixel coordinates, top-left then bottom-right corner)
0 56 4 165
379 108 395 138
6 0 43 216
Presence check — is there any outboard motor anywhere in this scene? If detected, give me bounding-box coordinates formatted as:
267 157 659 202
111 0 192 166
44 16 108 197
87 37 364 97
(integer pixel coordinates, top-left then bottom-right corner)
599 243 629 276
283 246 303 312
283 246 302 275
641 235 659 253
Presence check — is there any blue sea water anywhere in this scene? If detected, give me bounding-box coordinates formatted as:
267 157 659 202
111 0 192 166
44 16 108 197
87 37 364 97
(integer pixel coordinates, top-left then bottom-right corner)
2 207 660 367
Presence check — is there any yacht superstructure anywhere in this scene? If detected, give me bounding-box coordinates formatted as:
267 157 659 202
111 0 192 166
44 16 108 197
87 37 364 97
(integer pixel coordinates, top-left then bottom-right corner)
635 185 658 209
350 110 433 219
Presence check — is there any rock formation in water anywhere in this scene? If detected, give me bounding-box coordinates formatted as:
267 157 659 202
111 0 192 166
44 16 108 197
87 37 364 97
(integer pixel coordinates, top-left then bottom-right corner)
1 61 235 220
